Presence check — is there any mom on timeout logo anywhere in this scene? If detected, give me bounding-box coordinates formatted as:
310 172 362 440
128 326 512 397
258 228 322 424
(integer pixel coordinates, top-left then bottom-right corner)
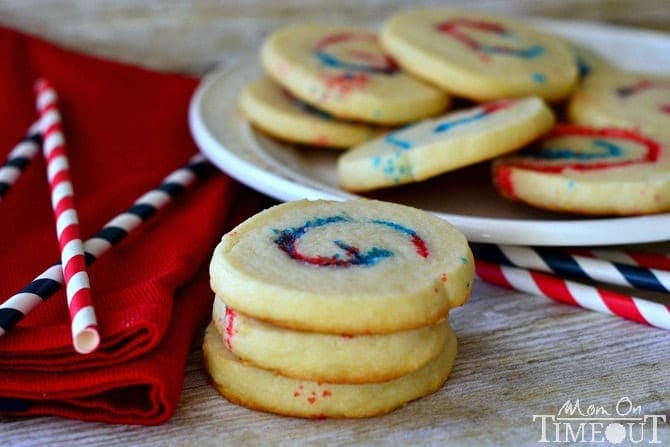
533 397 667 444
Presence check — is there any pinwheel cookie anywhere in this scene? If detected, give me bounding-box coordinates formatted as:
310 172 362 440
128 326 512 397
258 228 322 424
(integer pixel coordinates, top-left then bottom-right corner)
380 8 578 102
203 321 458 419
568 71 670 142
492 125 670 215
568 42 613 80
261 23 449 124
212 298 450 384
337 96 555 192
238 76 380 148
209 199 474 334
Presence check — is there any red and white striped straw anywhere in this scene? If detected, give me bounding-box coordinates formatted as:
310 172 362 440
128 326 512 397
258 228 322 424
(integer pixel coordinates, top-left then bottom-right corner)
0 154 209 336
568 247 670 272
35 78 99 354
472 243 670 294
475 258 670 330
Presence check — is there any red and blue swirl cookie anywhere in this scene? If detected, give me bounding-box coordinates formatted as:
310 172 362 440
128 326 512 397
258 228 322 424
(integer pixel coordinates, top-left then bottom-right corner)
238 77 381 148
260 23 450 124
212 298 450 384
209 199 474 334
492 125 670 215
337 96 555 192
379 8 578 102
568 71 670 142
203 321 458 419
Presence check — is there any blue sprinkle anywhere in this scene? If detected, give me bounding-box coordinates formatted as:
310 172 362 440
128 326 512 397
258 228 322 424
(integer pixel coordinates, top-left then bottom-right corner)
532 72 546 84
385 133 412 150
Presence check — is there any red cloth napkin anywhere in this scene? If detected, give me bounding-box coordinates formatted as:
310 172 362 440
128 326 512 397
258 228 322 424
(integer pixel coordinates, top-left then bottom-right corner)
0 25 258 424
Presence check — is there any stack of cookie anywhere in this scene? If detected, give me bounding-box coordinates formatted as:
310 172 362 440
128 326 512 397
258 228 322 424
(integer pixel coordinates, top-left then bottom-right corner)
203 198 474 418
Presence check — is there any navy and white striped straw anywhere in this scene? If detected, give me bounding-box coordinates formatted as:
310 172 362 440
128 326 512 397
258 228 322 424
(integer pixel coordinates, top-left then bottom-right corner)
0 154 211 336
0 122 41 203
568 247 670 272
472 243 670 294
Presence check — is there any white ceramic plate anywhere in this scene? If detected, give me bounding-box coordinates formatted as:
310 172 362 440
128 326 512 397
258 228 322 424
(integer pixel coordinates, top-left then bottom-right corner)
189 17 670 246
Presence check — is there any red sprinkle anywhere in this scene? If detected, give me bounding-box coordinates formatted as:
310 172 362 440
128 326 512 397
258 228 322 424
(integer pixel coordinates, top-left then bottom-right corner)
493 164 516 198
223 307 237 350
411 235 430 259
322 72 370 97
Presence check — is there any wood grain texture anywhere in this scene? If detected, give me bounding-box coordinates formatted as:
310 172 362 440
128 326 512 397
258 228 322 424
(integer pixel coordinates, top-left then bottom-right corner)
0 1 669 445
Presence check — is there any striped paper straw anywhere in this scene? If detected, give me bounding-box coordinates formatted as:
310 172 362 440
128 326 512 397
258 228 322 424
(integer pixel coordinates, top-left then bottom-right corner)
475 258 670 330
0 122 41 202
35 78 97 354
0 154 210 337
568 247 670 272
472 243 670 294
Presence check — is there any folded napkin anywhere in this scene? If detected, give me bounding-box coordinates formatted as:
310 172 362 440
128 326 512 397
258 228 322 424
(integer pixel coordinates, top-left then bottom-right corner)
0 25 257 424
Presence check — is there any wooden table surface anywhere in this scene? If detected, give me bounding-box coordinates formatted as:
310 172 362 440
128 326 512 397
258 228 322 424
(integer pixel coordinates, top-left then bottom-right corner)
1 1 669 446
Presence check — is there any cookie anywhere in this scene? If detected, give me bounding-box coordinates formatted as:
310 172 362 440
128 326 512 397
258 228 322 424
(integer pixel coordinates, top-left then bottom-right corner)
492 125 670 215
337 96 555 192
209 199 474 334
260 23 450 124
203 321 458 419
212 298 450 384
238 76 380 148
568 42 613 80
568 71 670 142
379 8 578 102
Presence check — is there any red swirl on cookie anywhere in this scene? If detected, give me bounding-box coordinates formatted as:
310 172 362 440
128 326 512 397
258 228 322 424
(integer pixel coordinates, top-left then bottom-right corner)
313 32 398 75
434 18 545 61
502 125 662 174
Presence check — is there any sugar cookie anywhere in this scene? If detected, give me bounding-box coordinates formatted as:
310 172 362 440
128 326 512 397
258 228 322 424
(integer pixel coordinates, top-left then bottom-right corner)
238 76 380 148
209 199 474 334
261 23 450 124
380 8 578 102
492 125 670 215
203 321 458 419
212 298 450 384
568 42 613 80
337 96 555 192
568 71 670 142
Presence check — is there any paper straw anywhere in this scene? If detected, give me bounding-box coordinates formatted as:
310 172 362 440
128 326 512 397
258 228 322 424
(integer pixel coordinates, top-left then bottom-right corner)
472 243 670 294
474 258 670 330
568 247 670 272
0 122 41 202
35 78 97 354
0 154 210 337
